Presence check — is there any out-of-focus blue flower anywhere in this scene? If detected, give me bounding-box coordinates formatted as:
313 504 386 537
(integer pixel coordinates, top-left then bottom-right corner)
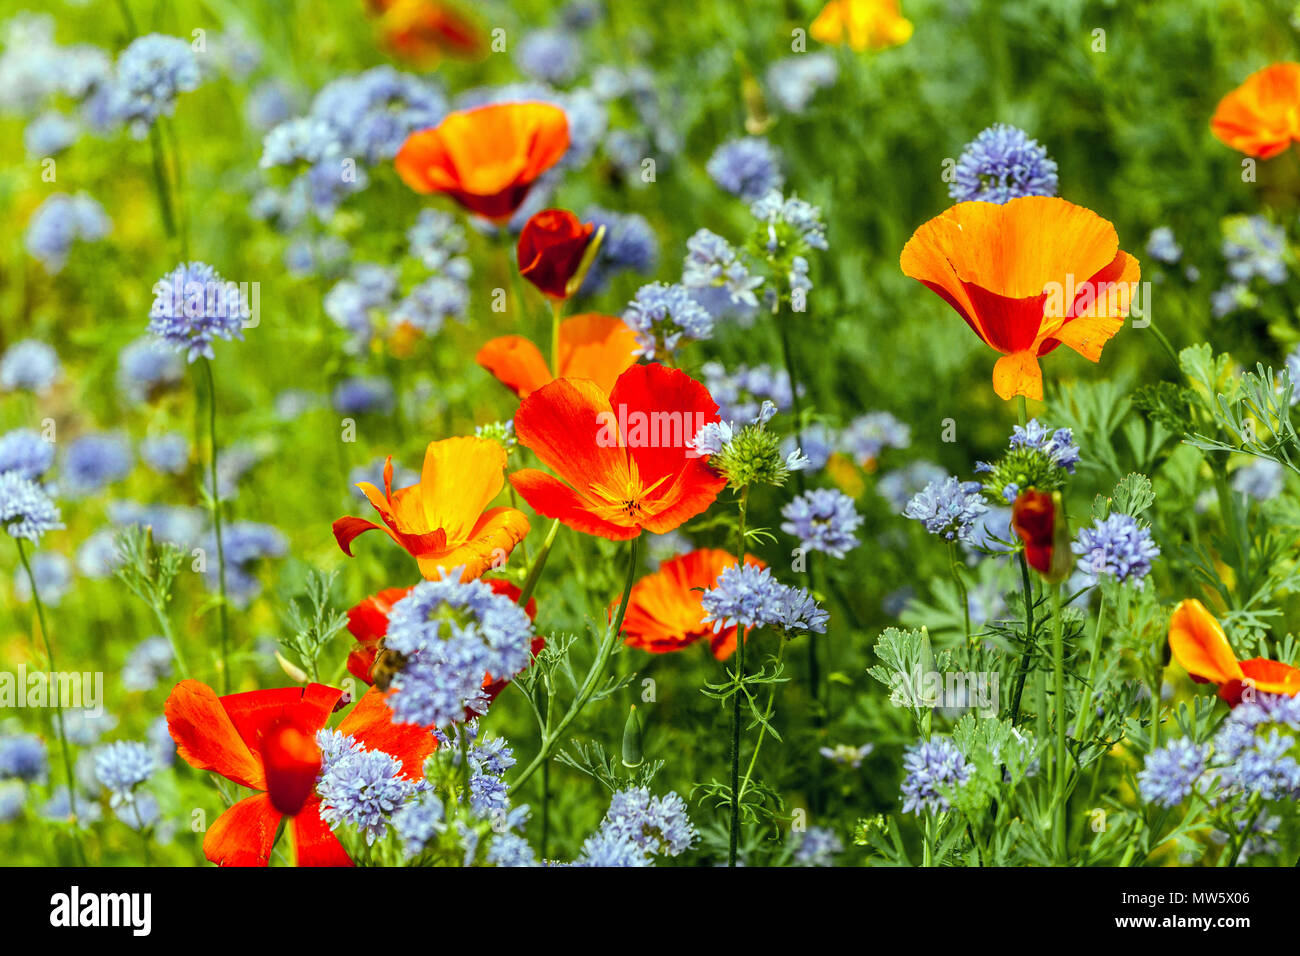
904 477 988 542
1146 226 1183 265
76 528 121 578
487 831 538 867
93 741 155 807
791 826 842 866
324 264 399 351
1211 282 1251 319
65 709 118 748
766 53 838 113
42 786 102 827
13 551 71 606
877 461 947 512
0 734 48 783
900 737 971 814
750 191 828 252
109 502 204 549
1071 512 1160 587
839 411 909 466
0 473 62 542
407 209 470 277
0 340 62 394
700 362 797 423
579 205 658 294
203 521 287 608
949 124 1058 204
23 111 77 156
62 433 133 497
393 277 469 336
1232 458 1285 500
622 282 713 359
1138 738 1208 808
25 192 112 272
682 229 764 309
148 261 247 362
139 433 190 476
246 78 296 131
1222 215 1287 286
111 33 202 136
315 731 419 845
781 488 862 558
0 429 54 481
384 576 536 728
391 792 446 858
117 336 184 404
310 66 446 165
707 137 784 201
0 781 24 822
331 376 395 416
516 29 583 85
122 637 174 692
147 716 175 767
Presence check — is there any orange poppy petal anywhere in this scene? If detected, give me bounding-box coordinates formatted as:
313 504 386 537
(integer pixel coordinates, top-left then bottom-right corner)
510 468 639 539
1238 658 1300 697
610 363 721 488
165 679 266 790
418 436 509 540
204 792 282 867
637 461 727 534
476 335 553 398
991 350 1043 401
1211 63 1300 159
558 314 639 393
416 505 531 580
290 799 354 867
513 376 628 490
1168 598 1244 686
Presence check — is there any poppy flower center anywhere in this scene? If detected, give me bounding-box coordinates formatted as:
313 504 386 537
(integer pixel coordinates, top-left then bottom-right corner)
586 461 671 524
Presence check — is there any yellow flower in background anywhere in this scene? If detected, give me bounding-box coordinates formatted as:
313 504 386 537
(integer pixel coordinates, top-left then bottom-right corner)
811 0 913 52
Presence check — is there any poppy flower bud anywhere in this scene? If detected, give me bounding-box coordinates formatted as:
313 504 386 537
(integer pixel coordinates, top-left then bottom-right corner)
622 705 644 769
1011 488 1072 582
260 719 323 816
517 209 601 300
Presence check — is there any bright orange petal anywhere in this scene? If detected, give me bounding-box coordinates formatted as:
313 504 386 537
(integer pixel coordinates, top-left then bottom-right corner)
509 468 638 539
991 350 1043 401
1168 599 1244 686
558 314 639 393
417 505 531 580
1239 658 1300 697
418 436 509 542
165 679 266 791
476 335 553 398
513 376 629 491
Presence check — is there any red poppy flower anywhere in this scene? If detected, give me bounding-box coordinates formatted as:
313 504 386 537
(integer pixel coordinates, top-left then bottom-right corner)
1010 488 1071 581
517 209 596 299
394 102 569 222
476 313 639 399
618 549 765 660
345 580 542 711
164 681 436 867
1169 598 1300 706
333 436 530 581
509 363 727 540
901 197 1140 401
1211 63 1300 159
370 0 486 66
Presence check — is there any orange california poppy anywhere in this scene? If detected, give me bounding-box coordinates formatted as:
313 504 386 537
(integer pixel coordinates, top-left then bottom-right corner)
1210 63 1300 159
618 549 765 660
1168 598 1300 706
900 196 1141 401
517 209 596 300
333 436 530 581
164 680 436 866
509 363 727 540
370 0 486 66
394 102 569 223
345 580 541 708
810 0 913 52
476 313 639 399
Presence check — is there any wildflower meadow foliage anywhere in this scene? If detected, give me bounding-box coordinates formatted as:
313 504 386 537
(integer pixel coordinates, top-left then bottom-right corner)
7 0 1300 884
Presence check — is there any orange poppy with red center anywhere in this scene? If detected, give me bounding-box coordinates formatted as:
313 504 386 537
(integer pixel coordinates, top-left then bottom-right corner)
369 0 486 65
345 580 543 707
1211 63 1300 159
333 436 529 581
165 681 436 866
477 313 639 399
618 549 765 660
517 209 596 300
1168 598 1300 706
509 363 727 540
901 196 1140 401
395 102 569 222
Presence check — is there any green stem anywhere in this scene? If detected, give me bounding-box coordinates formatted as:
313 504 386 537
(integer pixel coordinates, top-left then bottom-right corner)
1071 593 1106 744
948 540 971 647
1050 582 1067 862
1008 551 1036 725
1148 323 1180 367
517 517 560 607
511 535 640 791
147 125 176 246
549 299 563 378
737 637 785 800
17 540 85 864
728 485 750 867
201 358 232 693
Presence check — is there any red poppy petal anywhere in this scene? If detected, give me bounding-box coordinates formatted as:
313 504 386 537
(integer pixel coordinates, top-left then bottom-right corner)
203 792 283 867
220 683 342 755
165 680 266 790
610 363 721 487
333 516 384 556
290 799 354 867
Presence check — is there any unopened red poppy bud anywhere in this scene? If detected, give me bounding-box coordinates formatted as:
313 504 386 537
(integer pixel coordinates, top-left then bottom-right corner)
517 209 598 299
1011 488 1072 582
260 719 322 816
